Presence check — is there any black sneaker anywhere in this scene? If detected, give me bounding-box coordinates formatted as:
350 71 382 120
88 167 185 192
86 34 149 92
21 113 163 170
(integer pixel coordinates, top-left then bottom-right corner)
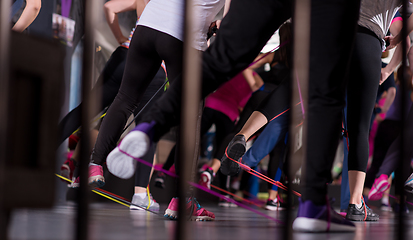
346 203 379 221
154 172 165 189
220 135 246 176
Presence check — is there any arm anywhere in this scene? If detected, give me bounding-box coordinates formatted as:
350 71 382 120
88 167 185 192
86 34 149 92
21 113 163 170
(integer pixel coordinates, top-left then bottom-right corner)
12 0 41 32
385 11 413 50
104 0 140 45
381 19 411 84
248 52 276 70
223 0 231 17
242 69 264 92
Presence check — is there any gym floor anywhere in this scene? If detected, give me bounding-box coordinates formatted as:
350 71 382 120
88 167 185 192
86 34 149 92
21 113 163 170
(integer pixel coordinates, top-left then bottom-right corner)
7 202 413 240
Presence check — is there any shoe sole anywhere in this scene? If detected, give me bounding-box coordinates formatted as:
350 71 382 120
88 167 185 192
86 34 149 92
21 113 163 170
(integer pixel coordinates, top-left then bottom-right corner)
88 177 105 188
119 130 151 158
199 172 211 189
265 205 284 211
220 142 245 176
130 205 160 211
107 147 137 179
368 181 389 201
107 130 149 179
346 214 379 221
293 217 356 232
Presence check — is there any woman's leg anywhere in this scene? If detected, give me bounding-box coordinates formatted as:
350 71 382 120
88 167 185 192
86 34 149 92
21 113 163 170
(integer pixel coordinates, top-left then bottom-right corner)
91 27 179 165
346 31 381 220
58 46 127 144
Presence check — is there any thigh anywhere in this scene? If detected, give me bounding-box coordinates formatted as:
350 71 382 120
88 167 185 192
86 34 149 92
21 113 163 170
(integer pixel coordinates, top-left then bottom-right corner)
118 26 163 102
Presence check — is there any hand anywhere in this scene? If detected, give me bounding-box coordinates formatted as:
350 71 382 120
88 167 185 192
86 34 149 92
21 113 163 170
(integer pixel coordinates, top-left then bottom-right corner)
380 68 391 85
207 21 219 40
117 35 129 45
384 35 400 51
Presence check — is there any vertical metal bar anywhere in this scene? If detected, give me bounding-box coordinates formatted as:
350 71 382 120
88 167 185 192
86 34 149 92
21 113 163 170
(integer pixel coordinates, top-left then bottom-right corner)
176 0 201 239
289 0 310 238
0 0 11 239
398 1 408 239
77 0 102 239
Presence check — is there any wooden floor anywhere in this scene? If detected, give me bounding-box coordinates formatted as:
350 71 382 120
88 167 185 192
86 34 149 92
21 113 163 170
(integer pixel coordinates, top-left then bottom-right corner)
7 201 413 240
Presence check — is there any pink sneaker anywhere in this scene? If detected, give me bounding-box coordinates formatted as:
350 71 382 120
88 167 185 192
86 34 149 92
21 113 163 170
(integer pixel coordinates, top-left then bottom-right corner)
368 174 389 201
70 164 105 188
164 197 215 221
88 164 105 187
70 176 80 188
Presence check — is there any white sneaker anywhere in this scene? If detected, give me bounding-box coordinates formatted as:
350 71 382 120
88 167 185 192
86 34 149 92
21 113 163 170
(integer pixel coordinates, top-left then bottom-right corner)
130 193 160 211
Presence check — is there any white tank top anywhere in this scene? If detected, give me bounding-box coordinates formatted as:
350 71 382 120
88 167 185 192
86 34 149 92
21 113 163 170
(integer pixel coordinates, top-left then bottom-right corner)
138 0 225 51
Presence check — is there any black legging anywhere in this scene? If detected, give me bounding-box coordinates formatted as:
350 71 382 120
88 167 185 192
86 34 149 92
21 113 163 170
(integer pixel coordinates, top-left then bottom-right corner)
364 119 401 188
58 46 127 144
140 0 292 142
159 107 235 172
91 26 184 165
214 83 277 159
132 69 167 188
58 44 166 188
346 27 382 172
139 0 362 205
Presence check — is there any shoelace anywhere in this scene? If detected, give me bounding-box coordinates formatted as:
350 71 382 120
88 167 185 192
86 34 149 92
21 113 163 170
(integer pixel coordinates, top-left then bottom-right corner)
146 187 152 209
192 198 203 211
361 197 368 221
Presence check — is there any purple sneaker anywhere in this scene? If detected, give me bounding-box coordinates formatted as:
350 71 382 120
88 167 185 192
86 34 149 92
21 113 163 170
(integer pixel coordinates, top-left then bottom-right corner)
293 199 356 232
107 121 156 179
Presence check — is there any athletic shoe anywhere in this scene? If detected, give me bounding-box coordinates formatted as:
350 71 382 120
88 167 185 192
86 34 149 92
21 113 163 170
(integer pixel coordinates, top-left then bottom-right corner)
218 195 238 207
368 174 390 201
164 197 215 221
380 203 392 212
265 196 285 211
346 201 379 221
88 164 105 187
70 164 105 188
154 172 166 189
339 209 347 217
68 134 80 150
199 168 214 189
404 172 413 194
130 193 160 211
61 157 76 180
292 199 356 232
106 121 156 179
220 135 246 176
70 176 80 188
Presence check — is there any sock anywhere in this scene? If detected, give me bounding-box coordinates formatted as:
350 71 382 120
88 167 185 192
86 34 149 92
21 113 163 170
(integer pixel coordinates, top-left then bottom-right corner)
382 197 389 205
355 203 362 209
134 192 147 198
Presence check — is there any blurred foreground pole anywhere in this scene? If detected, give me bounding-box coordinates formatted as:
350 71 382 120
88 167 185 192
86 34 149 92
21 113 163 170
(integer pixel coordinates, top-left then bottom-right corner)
77 0 102 239
176 0 202 239
0 0 11 238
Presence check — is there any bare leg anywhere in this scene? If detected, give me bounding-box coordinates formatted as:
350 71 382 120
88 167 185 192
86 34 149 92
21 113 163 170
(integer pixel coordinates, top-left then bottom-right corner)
238 111 268 140
348 170 366 205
